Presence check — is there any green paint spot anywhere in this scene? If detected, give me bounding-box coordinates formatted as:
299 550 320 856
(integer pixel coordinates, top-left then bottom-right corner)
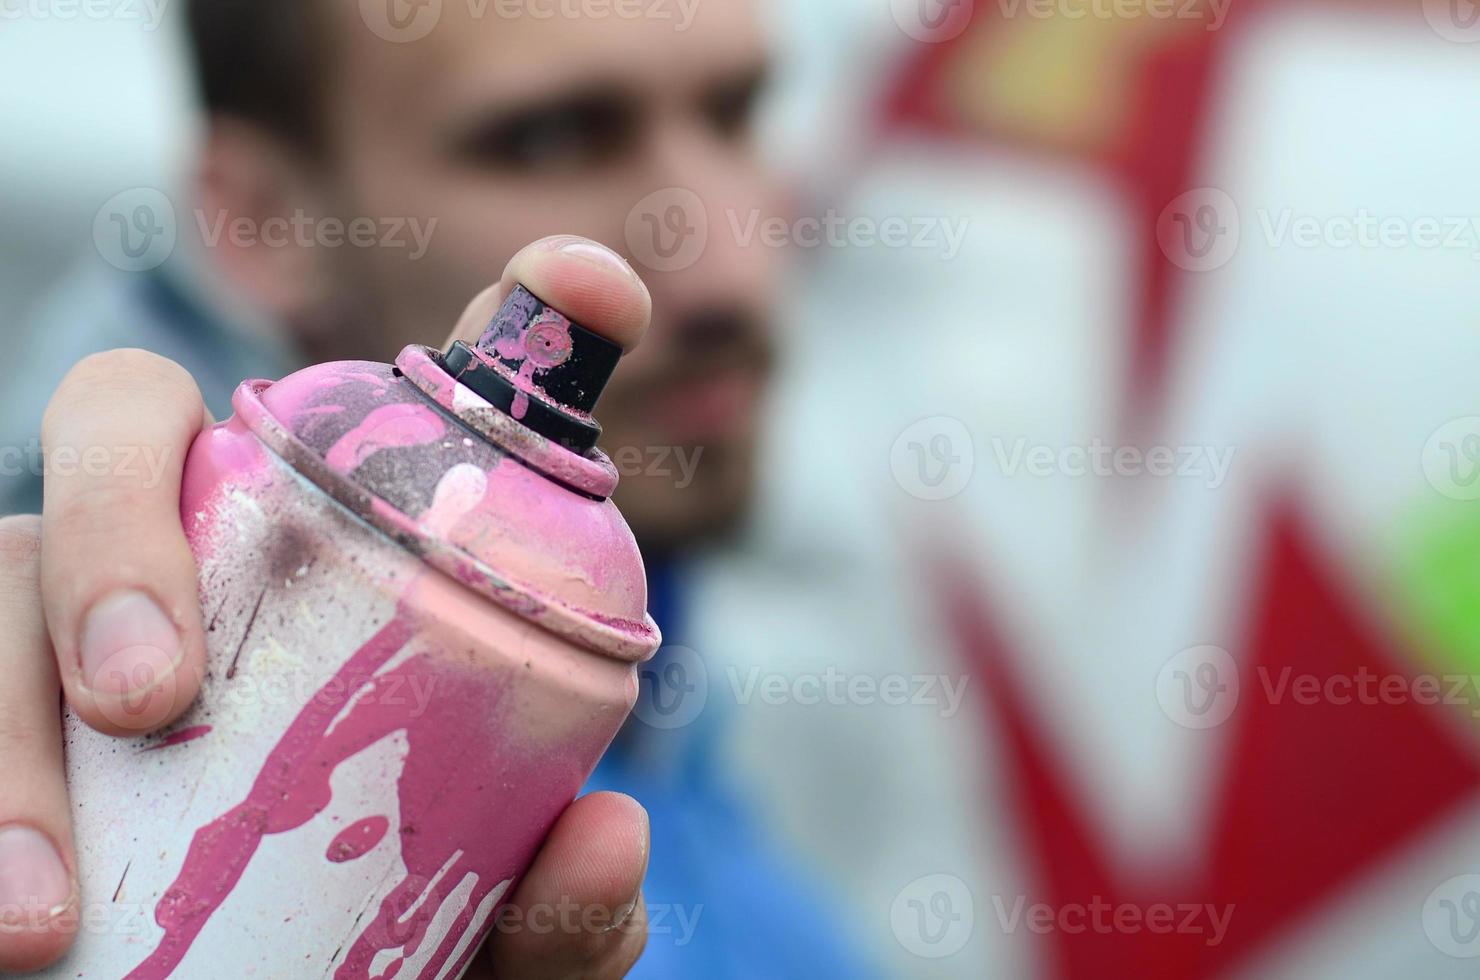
1397 508 1480 676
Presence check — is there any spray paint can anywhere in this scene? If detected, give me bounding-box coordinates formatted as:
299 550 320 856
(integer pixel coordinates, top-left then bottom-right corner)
57 285 660 978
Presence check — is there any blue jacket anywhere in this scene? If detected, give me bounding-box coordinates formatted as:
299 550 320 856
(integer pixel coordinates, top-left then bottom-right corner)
588 562 875 979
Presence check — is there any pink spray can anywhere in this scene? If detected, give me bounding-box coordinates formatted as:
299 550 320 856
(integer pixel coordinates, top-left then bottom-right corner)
56 285 660 978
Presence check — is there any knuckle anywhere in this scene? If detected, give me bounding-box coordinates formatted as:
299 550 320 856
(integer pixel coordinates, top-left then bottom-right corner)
0 704 54 753
0 515 42 577
47 483 152 545
68 348 193 395
0 516 45 643
44 349 202 437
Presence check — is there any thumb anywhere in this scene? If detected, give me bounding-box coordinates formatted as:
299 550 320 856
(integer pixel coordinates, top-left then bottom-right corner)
444 236 651 353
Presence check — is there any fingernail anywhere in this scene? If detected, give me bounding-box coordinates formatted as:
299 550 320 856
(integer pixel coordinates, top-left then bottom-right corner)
80 590 183 696
540 236 638 281
604 801 649 933
606 894 641 933
0 826 72 926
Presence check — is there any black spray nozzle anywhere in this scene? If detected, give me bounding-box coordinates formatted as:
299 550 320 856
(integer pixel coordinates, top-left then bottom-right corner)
442 285 622 454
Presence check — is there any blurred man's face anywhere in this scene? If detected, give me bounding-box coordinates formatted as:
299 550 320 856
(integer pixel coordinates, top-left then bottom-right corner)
281 0 781 552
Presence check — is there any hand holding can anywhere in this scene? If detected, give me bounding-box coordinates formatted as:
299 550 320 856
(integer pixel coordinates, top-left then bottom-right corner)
0 238 658 980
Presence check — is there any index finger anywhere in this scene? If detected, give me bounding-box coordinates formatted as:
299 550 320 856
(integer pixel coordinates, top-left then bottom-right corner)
39 349 210 736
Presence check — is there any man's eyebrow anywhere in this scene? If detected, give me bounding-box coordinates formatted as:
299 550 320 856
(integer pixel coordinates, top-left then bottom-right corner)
713 57 774 88
442 80 641 138
698 58 773 107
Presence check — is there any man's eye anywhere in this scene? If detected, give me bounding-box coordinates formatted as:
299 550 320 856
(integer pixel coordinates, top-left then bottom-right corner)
457 98 639 173
703 70 768 140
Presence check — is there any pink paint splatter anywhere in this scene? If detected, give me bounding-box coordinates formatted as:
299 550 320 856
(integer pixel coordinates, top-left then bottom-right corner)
143 726 213 752
423 465 490 538
479 306 575 422
326 817 390 864
324 404 446 474
125 612 596 980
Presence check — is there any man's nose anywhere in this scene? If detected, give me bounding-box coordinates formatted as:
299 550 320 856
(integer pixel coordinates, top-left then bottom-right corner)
625 120 779 313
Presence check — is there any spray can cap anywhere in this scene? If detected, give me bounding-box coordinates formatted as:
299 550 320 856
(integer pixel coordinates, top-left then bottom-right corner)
441 285 623 453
